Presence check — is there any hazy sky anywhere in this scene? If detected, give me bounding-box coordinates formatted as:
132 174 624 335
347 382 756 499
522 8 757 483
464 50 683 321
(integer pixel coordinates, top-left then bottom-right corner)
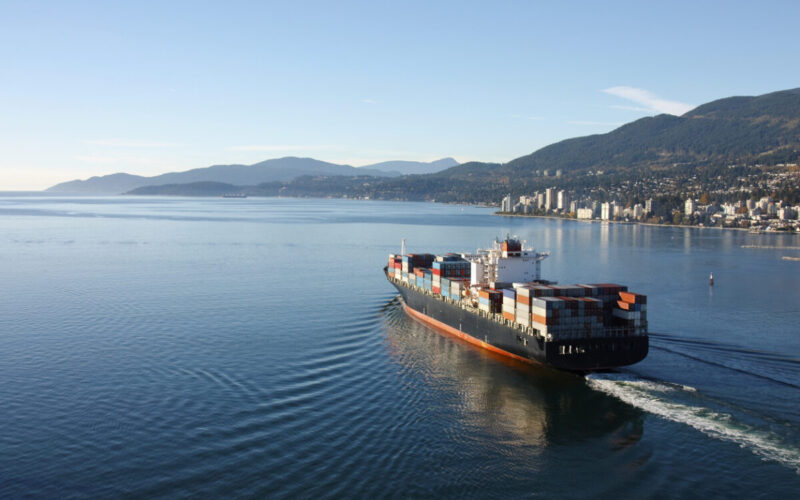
2 1 800 190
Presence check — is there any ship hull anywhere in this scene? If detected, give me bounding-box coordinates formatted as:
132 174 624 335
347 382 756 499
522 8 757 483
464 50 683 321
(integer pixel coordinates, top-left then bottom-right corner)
390 280 648 372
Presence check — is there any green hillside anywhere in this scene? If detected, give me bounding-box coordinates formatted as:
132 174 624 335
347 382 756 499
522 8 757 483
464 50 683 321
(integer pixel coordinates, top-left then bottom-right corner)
500 87 800 176
125 88 800 204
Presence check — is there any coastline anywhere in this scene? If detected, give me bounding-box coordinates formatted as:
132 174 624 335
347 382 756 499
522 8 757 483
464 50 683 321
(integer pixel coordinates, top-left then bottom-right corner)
490 211 790 233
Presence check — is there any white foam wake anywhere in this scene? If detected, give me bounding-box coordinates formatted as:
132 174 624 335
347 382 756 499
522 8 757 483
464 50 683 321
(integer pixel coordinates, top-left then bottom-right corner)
586 373 800 473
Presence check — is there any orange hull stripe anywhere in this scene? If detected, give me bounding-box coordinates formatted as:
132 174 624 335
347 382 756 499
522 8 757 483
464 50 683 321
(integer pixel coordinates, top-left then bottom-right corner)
403 303 533 365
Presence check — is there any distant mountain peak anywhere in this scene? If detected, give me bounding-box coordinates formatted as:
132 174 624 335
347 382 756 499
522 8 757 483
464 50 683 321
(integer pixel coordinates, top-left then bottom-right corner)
360 157 459 175
45 156 459 194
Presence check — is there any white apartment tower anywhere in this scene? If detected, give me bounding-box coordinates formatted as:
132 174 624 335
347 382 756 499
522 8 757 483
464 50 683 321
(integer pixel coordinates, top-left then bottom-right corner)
545 188 555 211
601 202 614 220
557 190 568 211
685 198 696 216
501 194 512 212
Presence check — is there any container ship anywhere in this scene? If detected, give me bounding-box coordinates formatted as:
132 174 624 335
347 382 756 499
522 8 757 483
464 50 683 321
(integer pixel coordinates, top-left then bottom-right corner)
385 238 648 372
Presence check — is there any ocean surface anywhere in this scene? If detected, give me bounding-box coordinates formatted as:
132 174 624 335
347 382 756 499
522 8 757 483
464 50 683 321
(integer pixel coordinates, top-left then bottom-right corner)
0 195 798 499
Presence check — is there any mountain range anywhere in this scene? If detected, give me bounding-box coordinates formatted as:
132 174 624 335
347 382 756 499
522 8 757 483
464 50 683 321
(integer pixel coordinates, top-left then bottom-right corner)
46 87 800 201
46 157 459 194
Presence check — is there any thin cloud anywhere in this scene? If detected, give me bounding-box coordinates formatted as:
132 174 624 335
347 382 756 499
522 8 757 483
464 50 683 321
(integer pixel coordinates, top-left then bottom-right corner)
609 104 652 113
362 98 377 104
603 86 694 115
85 139 176 147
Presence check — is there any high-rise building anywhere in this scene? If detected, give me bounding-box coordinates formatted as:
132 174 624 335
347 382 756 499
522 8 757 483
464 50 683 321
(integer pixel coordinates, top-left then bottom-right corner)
601 202 614 220
569 200 578 213
537 193 545 209
501 194 512 212
545 188 555 211
633 204 644 219
557 190 568 211
645 198 654 214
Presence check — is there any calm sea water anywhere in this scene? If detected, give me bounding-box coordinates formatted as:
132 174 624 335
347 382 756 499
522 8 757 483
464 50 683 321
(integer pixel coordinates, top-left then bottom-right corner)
0 195 798 498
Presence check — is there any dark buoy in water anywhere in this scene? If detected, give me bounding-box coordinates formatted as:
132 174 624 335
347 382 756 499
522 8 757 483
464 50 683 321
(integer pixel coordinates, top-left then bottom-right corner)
709 273 714 286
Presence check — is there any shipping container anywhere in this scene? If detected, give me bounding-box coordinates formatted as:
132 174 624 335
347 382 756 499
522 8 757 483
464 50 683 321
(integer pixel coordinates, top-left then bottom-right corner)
619 291 647 304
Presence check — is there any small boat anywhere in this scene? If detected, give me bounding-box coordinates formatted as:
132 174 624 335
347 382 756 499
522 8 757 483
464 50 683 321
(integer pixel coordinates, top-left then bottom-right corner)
709 273 714 286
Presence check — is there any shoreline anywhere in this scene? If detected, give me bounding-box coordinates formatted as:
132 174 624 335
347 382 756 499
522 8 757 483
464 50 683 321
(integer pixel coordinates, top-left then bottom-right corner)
491 211 800 234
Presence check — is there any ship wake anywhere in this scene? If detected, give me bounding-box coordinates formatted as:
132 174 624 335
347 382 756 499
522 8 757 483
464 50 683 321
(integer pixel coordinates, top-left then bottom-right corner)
586 372 800 473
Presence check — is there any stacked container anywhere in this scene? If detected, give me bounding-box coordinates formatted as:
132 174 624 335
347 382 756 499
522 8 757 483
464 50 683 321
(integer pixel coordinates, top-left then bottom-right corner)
387 255 403 280
478 289 503 313
501 288 516 321
413 268 425 288
390 250 647 340
529 296 606 340
402 254 435 285
514 287 533 326
432 258 470 279
577 284 626 325
613 291 647 331
440 277 452 299
450 279 468 302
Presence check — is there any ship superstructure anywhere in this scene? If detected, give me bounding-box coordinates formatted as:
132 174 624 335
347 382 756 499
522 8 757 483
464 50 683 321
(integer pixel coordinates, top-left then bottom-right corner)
462 237 550 287
386 237 648 372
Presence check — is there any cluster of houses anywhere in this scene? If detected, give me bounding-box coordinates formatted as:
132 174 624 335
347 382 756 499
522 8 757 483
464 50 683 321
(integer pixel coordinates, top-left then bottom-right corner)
500 191 800 232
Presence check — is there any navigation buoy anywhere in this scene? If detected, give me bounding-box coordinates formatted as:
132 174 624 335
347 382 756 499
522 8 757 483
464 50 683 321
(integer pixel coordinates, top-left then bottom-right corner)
709 273 714 286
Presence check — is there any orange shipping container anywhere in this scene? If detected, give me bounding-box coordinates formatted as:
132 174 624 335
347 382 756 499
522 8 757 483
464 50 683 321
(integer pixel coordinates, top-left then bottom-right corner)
619 291 647 304
617 300 635 310
533 314 560 325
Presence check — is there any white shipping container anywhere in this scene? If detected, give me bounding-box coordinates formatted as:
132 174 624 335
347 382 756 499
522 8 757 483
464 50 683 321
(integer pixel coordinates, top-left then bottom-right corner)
517 287 533 297
530 306 552 318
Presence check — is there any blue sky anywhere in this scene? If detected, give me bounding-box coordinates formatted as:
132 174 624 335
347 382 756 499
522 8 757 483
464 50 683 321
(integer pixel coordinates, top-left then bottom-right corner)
2 1 799 190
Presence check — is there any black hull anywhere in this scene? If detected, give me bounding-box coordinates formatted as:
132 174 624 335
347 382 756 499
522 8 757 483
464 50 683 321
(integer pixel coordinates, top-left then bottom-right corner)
389 279 648 372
